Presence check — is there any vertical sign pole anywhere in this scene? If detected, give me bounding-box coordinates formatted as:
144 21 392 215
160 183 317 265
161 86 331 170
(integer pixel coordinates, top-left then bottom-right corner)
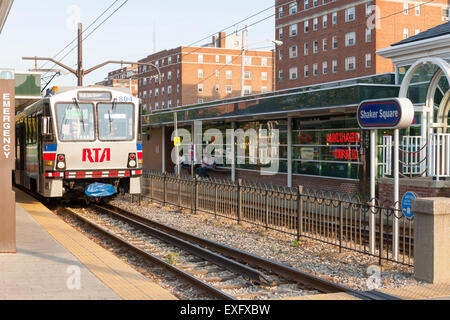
287 117 292 188
369 129 376 254
231 122 236 182
393 128 400 261
161 125 166 172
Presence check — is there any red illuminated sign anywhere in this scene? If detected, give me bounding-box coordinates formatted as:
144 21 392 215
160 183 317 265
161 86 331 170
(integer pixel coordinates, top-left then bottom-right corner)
83 148 111 163
333 149 360 160
327 132 360 144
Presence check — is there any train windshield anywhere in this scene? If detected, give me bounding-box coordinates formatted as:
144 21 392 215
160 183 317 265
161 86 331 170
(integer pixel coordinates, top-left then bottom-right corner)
97 103 134 141
56 102 95 141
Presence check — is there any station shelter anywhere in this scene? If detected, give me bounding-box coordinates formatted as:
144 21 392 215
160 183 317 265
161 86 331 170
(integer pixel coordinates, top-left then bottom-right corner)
142 23 450 203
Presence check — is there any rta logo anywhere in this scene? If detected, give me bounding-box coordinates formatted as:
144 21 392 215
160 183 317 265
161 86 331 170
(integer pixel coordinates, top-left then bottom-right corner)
82 148 111 163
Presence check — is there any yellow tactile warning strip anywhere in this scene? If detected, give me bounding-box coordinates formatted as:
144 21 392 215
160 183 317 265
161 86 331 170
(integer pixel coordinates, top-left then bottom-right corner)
15 189 177 300
378 283 450 300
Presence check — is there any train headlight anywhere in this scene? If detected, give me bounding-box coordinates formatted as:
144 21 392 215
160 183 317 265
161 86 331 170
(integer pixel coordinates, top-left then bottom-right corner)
128 153 137 168
56 154 66 170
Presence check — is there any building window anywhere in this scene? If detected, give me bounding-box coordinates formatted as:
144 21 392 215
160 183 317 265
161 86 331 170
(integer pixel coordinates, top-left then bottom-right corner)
215 55 220 63
304 0 309 10
244 56 252 66
143 91 147 99
322 61 328 75
322 38 328 51
279 7 283 18
345 32 356 46
403 28 409 39
346 7 355 22
155 88 159 96
261 86 268 93
415 29 420 35
162 87 165 96
226 70 232 79
345 56 356 70
261 57 268 66
313 0 318 7
279 49 283 60
177 84 180 93
177 55 180 62
215 84 219 92
443 8 449 21
278 28 283 40
216 69 220 77
198 54 203 63
323 15 328 28
304 20 309 33
168 100 172 108
155 102 159 109
415 4 420 16
177 69 180 78
332 59 337 73
198 84 203 93
304 42 309 55
168 56 172 64
143 78 147 86
289 67 298 80
290 24 298 36
261 72 268 80
403 2 409 15
226 56 232 64
332 12 337 26
243 86 252 95
365 53 372 68
304 65 309 78
289 2 297 14
177 99 180 106
244 71 252 80
168 71 172 80
168 85 172 94
278 69 283 80
313 63 318 76
149 89 152 97
198 99 204 104
366 2 372 16
289 45 298 58
313 40 318 53
161 73 165 82
198 69 203 78
313 18 318 31
332 36 337 49
365 28 372 42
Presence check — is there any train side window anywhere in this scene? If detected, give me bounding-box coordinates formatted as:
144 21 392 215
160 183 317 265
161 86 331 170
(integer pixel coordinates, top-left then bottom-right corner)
25 117 30 145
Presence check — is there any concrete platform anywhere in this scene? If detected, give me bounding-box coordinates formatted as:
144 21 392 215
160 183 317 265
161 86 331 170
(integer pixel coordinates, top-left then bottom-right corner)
0 189 177 300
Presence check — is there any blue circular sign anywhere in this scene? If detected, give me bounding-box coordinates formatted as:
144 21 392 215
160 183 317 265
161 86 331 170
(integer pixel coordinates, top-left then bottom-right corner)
401 192 417 218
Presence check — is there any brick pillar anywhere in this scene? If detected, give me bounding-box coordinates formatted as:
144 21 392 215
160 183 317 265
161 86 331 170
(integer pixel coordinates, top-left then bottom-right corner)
412 198 450 283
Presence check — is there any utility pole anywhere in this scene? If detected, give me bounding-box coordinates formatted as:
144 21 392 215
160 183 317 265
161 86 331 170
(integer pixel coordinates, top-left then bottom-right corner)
23 23 161 87
240 26 248 97
77 23 83 87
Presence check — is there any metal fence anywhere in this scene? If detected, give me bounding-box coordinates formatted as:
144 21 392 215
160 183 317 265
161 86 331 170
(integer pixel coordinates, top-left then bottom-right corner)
141 171 414 266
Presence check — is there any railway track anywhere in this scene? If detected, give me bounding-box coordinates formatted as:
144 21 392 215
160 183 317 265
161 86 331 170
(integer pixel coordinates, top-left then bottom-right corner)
58 202 401 300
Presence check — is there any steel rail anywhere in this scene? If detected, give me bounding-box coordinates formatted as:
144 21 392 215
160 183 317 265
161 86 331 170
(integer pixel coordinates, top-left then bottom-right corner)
58 207 235 300
95 203 401 299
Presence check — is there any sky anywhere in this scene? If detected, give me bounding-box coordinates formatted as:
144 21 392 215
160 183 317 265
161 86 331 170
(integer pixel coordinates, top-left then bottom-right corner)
0 0 275 87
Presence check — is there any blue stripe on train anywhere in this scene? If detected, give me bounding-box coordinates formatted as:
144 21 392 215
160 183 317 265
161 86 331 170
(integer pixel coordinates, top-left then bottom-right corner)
137 143 142 151
44 144 57 152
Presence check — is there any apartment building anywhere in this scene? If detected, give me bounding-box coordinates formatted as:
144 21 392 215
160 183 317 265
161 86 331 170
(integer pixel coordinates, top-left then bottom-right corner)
275 0 450 90
96 65 138 96
137 32 274 112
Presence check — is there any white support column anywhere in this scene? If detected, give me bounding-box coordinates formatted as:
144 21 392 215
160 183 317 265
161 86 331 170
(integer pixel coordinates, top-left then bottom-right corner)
393 128 400 260
287 117 292 188
369 129 376 254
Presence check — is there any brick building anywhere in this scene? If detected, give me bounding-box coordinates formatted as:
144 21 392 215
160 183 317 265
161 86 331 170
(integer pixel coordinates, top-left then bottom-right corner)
275 0 450 90
137 32 274 112
96 65 138 96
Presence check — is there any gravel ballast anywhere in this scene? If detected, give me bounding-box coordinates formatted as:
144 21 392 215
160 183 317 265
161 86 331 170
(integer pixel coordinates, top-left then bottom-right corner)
111 196 423 292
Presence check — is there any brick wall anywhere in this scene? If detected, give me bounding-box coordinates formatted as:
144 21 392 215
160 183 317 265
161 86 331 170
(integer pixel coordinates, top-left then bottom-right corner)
379 180 450 206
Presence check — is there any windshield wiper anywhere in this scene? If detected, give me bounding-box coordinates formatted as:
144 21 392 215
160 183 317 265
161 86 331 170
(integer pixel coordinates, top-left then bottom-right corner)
72 98 86 133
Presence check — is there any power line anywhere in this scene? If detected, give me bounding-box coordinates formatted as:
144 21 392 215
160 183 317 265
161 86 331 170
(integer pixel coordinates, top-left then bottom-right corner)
41 0 130 87
39 0 122 73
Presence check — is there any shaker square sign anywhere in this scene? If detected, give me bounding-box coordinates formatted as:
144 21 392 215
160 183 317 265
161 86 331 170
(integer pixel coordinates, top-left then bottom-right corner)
357 98 414 130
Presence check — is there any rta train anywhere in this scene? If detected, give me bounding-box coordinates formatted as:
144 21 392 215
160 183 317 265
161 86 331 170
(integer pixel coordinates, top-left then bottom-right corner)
14 87 143 200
